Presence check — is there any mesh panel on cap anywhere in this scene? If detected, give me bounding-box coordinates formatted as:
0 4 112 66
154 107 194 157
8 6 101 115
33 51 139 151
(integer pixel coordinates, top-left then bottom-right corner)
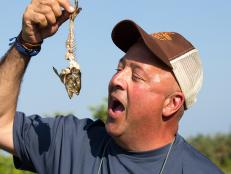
170 49 203 109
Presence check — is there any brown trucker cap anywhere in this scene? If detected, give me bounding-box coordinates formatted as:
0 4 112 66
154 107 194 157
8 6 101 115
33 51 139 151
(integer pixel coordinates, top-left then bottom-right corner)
111 19 203 109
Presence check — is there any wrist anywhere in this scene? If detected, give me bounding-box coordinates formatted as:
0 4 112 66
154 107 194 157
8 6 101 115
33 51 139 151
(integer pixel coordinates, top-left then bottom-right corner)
10 32 43 57
18 32 43 50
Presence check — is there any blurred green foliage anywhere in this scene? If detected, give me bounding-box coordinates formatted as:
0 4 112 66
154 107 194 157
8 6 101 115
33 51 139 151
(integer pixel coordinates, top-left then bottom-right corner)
189 133 231 174
0 153 33 174
89 97 108 123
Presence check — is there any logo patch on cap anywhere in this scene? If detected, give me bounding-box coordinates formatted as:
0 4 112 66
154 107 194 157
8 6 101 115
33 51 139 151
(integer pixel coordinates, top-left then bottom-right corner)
151 32 175 40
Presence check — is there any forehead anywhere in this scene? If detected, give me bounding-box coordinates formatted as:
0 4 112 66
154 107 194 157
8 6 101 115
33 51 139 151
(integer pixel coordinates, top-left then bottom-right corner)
120 40 170 71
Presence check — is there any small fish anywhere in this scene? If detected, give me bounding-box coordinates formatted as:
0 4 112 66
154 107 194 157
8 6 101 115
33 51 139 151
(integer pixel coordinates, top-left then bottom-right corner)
53 66 81 99
53 1 82 99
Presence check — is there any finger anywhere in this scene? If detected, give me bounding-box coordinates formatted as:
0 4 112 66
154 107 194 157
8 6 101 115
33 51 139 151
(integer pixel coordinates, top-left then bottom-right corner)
32 12 48 28
44 10 57 25
41 24 59 38
57 0 75 13
56 10 70 27
50 0 62 17
24 7 48 28
36 0 62 18
34 5 57 25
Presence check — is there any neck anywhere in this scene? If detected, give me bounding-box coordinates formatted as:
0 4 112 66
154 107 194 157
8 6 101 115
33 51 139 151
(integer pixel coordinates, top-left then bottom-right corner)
113 129 177 152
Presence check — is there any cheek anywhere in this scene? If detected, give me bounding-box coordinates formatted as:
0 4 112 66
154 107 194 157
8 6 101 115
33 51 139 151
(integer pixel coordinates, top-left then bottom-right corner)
151 74 161 84
128 86 150 112
128 85 164 115
129 85 146 101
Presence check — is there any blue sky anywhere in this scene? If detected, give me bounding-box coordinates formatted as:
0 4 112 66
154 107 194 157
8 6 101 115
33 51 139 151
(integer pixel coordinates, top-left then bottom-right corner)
1 0 231 137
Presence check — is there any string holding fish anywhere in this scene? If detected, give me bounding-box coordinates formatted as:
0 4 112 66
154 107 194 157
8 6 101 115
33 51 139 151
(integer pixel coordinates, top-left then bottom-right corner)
53 0 82 99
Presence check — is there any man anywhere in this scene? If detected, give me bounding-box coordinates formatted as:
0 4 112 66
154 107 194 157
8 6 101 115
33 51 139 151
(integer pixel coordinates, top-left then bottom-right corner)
0 0 223 173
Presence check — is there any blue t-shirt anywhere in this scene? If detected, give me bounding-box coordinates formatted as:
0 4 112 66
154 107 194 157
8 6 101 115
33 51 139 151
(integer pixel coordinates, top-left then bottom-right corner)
13 112 223 174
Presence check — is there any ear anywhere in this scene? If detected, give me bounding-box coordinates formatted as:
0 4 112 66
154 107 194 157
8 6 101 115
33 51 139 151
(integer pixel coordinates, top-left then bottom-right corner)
162 92 184 117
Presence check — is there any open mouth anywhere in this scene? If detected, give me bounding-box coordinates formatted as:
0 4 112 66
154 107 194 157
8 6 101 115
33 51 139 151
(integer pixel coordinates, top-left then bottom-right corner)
110 97 125 113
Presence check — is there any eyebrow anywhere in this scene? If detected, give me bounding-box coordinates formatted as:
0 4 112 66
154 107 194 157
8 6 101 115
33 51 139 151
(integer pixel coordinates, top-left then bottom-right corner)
120 58 147 77
119 58 144 70
130 62 143 71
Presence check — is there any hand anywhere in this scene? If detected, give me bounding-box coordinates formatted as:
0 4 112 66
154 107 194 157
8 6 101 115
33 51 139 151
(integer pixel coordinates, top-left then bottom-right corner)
21 0 75 44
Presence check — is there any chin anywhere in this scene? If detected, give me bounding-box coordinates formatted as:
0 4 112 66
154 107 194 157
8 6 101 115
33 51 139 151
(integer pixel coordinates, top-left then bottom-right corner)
105 121 123 138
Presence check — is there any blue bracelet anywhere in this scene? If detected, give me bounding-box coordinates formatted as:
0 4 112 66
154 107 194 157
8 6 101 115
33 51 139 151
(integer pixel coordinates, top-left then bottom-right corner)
9 36 41 57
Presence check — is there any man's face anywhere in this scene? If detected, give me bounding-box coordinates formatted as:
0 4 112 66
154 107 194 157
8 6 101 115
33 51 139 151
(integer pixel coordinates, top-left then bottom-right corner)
106 40 175 140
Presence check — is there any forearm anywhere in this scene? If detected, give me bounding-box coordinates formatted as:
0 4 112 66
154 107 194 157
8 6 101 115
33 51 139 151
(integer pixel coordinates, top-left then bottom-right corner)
0 45 30 152
0 0 74 154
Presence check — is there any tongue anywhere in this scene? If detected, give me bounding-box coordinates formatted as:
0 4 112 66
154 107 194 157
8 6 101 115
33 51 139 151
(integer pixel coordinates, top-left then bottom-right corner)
115 104 124 112
113 101 124 112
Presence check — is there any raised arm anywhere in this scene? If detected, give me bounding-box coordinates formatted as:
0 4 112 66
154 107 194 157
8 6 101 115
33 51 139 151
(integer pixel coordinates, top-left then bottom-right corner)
0 0 75 154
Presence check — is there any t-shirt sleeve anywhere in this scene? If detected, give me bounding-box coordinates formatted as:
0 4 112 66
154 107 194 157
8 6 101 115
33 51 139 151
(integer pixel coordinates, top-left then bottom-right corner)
13 111 94 173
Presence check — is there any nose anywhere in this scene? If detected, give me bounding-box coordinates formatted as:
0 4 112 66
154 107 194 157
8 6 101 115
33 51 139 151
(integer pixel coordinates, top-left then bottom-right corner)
109 69 128 92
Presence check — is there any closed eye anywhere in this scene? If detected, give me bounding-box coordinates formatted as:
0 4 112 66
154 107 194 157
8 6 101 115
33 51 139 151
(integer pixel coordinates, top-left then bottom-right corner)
115 68 122 72
132 73 144 81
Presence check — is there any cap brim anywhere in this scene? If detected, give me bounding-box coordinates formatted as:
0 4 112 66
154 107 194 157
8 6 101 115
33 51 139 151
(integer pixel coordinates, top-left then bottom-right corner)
111 19 172 68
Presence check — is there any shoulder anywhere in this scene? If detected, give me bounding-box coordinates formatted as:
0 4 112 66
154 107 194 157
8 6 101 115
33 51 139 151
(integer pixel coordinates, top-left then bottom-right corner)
15 111 104 129
55 115 106 135
177 135 224 174
14 111 107 140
